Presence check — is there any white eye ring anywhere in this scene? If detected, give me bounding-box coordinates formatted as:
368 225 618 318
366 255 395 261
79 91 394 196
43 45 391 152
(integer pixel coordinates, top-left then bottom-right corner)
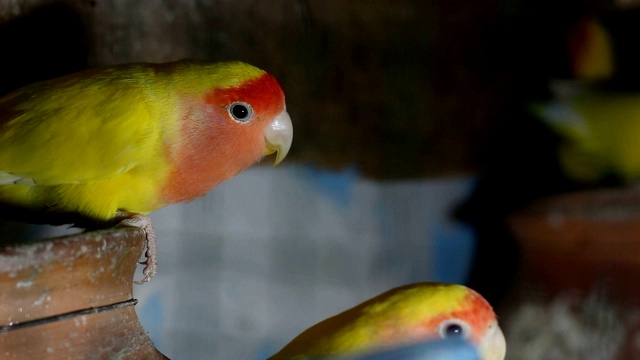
228 102 254 123
438 319 471 339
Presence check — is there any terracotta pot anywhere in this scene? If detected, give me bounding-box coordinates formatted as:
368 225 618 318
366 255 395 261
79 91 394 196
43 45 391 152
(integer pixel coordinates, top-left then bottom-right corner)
508 187 640 304
0 227 168 359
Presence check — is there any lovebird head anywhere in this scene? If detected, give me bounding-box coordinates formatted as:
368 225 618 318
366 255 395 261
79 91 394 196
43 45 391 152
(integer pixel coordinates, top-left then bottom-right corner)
160 60 293 204
269 282 506 360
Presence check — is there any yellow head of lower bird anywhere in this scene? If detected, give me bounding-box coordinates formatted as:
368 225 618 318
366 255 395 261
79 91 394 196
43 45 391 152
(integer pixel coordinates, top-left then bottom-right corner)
269 282 506 360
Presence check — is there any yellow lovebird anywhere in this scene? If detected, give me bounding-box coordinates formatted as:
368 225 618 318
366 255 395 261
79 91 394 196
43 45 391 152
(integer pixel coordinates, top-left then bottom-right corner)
269 282 506 360
0 60 293 283
535 15 640 184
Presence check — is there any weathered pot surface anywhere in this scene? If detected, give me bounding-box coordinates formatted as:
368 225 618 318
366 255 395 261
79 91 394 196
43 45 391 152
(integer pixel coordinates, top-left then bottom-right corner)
0 227 168 360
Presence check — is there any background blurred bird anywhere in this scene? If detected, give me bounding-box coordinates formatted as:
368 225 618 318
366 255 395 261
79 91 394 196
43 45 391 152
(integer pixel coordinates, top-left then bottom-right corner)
534 15 640 185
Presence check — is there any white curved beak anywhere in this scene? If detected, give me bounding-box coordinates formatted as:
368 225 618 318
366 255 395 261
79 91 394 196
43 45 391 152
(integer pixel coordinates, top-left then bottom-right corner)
479 321 506 360
264 108 293 166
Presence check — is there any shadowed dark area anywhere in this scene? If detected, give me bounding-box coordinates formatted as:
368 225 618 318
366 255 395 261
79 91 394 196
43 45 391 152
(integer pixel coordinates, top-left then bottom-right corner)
0 4 91 244
0 4 89 97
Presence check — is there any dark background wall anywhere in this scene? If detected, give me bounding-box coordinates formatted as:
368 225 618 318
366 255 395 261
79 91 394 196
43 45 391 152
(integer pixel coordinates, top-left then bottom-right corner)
2 0 626 180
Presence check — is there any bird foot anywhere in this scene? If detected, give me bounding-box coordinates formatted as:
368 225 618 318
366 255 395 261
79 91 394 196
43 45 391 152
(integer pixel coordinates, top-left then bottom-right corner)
116 212 158 285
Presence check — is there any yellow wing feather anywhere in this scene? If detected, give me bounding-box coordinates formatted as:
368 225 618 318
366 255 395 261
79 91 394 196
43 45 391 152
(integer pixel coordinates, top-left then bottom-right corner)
0 65 177 219
0 66 170 184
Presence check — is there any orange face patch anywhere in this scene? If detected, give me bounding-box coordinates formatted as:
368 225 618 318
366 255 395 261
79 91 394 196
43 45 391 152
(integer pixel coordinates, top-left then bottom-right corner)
161 72 286 204
414 290 496 344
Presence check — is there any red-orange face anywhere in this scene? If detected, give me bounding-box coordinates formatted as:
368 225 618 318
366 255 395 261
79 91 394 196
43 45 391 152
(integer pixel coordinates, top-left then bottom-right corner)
372 286 506 360
162 72 292 204
416 290 506 360
415 290 497 344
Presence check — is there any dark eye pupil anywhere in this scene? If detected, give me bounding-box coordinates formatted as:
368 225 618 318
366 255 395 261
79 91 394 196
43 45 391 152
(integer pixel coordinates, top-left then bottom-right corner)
231 104 249 119
444 324 463 337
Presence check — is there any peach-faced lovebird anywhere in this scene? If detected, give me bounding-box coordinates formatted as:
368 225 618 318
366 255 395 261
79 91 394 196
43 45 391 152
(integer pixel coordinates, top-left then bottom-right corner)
268 282 506 360
0 60 293 283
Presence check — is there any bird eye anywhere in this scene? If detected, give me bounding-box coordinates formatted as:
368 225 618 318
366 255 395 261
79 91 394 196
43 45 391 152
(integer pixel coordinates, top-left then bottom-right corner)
228 102 253 123
438 320 471 339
